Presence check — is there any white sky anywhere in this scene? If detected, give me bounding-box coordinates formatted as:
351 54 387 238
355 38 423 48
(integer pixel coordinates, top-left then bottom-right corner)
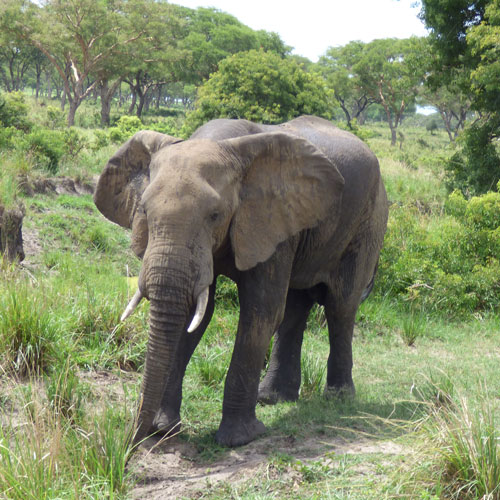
174 0 428 62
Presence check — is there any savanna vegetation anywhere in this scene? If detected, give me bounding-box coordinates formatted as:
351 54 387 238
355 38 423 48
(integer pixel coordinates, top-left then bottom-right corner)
0 0 499 498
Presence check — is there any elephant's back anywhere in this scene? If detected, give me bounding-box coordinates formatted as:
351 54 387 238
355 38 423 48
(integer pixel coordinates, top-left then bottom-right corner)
191 119 264 140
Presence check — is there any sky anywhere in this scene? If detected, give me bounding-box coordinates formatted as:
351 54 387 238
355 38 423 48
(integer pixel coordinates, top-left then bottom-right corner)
173 0 429 62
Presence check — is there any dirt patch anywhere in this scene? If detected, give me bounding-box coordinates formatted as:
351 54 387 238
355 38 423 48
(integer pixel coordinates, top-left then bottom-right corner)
130 432 405 499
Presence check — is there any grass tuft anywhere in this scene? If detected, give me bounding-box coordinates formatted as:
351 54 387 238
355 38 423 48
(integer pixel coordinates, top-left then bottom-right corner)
301 352 326 398
400 311 428 346
0 280 60 376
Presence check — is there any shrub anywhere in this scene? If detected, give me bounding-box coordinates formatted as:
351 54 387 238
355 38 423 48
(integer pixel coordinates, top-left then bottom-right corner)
0 126 18 149
0 91 32 131
23 128 65 173
62 127 89 160
44 105 65 129
108 115 143 143
378 188 500 316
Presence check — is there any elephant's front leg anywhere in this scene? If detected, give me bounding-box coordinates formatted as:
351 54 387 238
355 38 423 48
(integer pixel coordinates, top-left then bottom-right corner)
215 255 293 447
153 284 216 435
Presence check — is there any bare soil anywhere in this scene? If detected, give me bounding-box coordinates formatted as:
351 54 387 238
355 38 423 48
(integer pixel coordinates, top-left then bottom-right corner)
130 428 404 499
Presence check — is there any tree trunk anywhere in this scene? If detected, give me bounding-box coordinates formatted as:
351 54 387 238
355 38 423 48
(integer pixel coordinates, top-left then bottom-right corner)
99 79 121 126
128 90 137 115
61 87 66 110
136 88 146 118
67 98 79 127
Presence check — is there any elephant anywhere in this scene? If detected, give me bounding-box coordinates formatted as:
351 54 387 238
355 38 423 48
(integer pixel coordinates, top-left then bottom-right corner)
94 115 388 447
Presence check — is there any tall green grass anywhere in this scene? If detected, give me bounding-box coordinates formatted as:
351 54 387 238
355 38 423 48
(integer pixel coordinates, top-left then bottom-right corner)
0 279 60 376
0 369 135 499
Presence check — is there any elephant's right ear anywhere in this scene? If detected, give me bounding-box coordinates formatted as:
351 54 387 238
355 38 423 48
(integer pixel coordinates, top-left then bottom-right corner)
94 130 181 258
95 131 180 228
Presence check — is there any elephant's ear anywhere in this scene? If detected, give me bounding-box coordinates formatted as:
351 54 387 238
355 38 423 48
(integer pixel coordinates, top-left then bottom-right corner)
94 130 181 257
222 132 345 271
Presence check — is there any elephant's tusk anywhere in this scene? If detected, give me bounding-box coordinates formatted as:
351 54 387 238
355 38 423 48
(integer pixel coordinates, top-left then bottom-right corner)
120 289 143 322
187 287 209 333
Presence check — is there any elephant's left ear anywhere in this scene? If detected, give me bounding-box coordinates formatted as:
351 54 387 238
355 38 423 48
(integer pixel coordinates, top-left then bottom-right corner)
222 132 345 271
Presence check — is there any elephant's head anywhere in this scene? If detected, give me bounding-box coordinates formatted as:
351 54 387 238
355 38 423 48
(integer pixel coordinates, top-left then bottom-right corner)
94 128 344 443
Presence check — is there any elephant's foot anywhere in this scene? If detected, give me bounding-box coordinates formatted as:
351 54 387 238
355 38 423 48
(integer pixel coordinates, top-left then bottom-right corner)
323 382 355 400
215 416 267 447
257 370 300 405
151 409 182 437
257 384 299 405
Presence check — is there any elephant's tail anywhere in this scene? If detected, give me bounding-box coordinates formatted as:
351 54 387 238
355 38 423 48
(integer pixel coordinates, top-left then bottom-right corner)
360 262 378 303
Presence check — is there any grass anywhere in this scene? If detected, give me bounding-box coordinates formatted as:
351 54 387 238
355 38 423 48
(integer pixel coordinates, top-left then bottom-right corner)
0 114 499 498
0 375 136 499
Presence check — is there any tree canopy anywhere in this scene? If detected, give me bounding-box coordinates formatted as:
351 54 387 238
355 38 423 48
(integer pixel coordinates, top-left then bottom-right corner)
421 0 500 193
184 49 333 133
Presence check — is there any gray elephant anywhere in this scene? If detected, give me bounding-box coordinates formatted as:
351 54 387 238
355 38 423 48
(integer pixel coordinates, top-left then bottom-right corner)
94 116 388 447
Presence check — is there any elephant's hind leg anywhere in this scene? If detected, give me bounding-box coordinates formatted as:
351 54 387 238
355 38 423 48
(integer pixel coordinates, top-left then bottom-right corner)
258 289 314 404
323 236 381 398
323 297 357 398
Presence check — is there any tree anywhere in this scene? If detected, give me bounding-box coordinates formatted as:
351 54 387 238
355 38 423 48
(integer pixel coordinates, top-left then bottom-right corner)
421 77 472 141
353 37 426 145
317 41 376 129
419 0 488 72
0 35 36 92
0 0 164 126
176 7 289 85
421 0 500 193
185 49 333 134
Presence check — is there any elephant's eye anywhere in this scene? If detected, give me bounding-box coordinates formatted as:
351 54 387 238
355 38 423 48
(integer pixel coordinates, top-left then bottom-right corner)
209 211 220 222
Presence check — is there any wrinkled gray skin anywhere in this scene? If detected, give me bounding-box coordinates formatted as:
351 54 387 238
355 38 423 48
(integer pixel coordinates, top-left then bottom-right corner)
94 116 388 447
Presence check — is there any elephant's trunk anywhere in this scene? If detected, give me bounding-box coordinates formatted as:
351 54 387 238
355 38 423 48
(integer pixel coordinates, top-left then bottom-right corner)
133 252 193 445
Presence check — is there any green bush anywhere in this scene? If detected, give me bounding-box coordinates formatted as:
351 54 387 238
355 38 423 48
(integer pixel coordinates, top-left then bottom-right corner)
23 128 65 173
44 105 65 129
62 127 89 160
147 116 183 137
378 189 500 316
0 126 18 149
0 91 32 132
108 115 143 143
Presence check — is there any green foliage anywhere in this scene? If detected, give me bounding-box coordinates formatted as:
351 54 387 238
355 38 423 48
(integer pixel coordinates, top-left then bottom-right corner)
184 49 332 133
0 151 28 208
379 188 500 316
23 127 65 173
426 120 438 135
44 105 65 129
445 114 500 195
109 115 144 143
0 91 32 131
399 311 428 346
